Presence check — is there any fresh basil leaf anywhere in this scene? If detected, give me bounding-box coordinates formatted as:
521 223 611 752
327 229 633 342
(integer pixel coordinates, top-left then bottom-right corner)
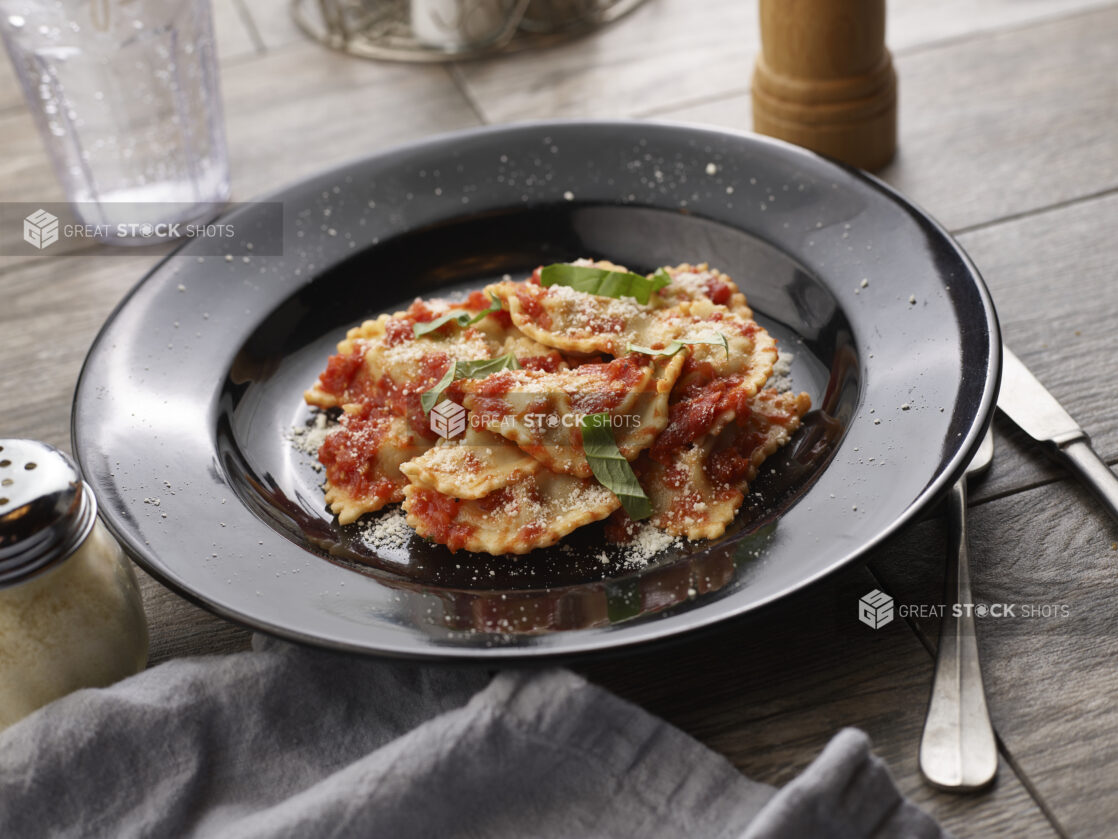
420 366 457 414
626 332 729 359
579 412 653 521
413 292 502 337
413 311 472 337
539 264 671 305
420 353 520 413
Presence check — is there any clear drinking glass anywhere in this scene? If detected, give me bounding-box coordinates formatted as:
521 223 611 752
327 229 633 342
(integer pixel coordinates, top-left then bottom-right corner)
0 0 230 242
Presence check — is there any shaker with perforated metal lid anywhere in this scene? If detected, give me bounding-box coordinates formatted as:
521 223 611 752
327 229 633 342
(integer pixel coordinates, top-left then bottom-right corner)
0 439 99 587
0 439 148 731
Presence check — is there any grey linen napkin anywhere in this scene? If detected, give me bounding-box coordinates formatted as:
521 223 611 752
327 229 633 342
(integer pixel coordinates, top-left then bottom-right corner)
0 636 948 838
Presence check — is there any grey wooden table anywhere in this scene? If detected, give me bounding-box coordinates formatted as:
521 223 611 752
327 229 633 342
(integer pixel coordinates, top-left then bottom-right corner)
3 1 1118 836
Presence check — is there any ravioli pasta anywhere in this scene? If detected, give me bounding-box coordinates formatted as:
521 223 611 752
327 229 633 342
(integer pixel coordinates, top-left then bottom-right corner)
637 390 813 540
303 261 811 555
459 353 684 478
403 472 620 555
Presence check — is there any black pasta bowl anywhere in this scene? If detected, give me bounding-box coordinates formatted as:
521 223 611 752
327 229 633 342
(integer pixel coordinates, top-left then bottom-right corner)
72 121 999 659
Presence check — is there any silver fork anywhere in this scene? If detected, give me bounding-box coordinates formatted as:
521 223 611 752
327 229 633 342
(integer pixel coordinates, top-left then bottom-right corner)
919 429 997 791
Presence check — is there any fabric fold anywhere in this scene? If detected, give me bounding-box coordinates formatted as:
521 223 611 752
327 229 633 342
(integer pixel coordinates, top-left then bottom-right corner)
742 728 949 839
0 637 947 839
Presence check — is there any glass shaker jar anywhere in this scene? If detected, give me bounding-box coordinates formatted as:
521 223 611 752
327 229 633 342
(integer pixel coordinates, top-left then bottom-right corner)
0 439 148 732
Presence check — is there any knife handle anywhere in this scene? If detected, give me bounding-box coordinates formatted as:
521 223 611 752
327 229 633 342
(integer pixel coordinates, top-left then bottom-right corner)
1057 439 1118 525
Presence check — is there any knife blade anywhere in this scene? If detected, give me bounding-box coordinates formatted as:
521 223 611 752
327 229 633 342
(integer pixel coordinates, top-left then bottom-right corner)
998 345 1118 525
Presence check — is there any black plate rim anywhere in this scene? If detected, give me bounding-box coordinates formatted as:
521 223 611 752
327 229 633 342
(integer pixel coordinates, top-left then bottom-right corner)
72 119 1001 661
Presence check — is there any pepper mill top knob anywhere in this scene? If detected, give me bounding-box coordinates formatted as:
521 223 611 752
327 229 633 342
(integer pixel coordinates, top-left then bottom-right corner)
751 0 897 171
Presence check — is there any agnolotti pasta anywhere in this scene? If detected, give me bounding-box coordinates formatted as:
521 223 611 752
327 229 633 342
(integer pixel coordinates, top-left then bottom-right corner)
303 260 811 554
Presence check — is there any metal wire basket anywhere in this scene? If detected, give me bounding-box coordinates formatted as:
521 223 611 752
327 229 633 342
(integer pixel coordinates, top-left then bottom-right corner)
291 0 651 62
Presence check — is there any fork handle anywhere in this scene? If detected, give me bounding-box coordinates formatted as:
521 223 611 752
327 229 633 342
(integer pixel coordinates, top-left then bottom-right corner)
919 477 998 791
1056 438 1118 526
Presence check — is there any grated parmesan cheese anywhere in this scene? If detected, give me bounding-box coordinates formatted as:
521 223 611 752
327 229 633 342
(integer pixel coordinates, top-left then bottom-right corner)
358 507 412 558
289 412 333 458
767 350 796 393
609 521 681 570
547 282 645 312
664 271 710 297
381 331 491 369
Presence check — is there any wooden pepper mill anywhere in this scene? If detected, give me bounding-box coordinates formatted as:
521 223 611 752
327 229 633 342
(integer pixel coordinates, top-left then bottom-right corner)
752 0 897 171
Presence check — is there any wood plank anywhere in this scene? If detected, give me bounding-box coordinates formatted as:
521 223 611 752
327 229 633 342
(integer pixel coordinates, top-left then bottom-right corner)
885 0 1113 49
0 108 65 209
137 569 253 665
452 0 1112 124
652 5 1118 232
454 0 758 124
959 191 1118 501
0 42 22 113
239 0 308 52
220 41 481 199
870 479 1118 837
878 5 1118 233
581 560 1057 837
0 254 162 449
213 0 263 61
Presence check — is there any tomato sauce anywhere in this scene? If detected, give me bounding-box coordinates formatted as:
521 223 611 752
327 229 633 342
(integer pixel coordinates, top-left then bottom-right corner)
515 285 548 326
707 442 760 487
316 346 368 401
705 399 799 486
477 487 513 514
461 370 518 423
650 376 752 464
406 488 477 552
520 354 564 373
604 509 636 542
518 521 545 543
318 402 400 503
568 355 648 415
383 318 413 346
705 277 733 305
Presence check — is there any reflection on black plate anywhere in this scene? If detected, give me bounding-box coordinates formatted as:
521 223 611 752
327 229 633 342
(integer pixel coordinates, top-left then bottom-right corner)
73 122 999 659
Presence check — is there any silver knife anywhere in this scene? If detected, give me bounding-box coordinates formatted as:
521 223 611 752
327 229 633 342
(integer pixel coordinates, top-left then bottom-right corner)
999 345 1118 523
